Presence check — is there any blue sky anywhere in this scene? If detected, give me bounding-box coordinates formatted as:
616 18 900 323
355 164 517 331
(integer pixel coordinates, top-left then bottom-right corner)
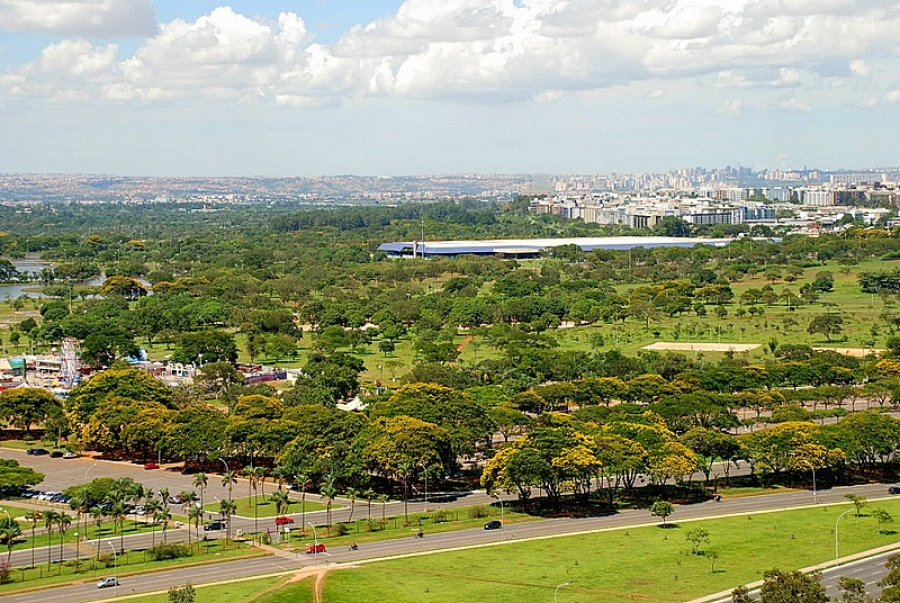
1 0 899 177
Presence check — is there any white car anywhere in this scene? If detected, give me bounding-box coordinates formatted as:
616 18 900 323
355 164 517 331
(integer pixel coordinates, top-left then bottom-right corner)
97 577 119 588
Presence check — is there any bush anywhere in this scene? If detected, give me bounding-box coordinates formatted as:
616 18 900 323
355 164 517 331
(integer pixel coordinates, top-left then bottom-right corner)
0 562 11 585
147 542 192 561
468 505 489 519
97 552 116 568
432 509 453 523
331 523 350 536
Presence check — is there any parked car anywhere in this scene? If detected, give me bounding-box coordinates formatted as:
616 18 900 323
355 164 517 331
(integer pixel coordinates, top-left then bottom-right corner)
50 451 64 458
133 505 146 515
484 520 503 530
62 451 79 459
27 448 48 456
97 577 119 589
274 516 295 525
889 486 900 495
305 543 326 554
203 520 227 532
167 495 182 504
143 462 159 470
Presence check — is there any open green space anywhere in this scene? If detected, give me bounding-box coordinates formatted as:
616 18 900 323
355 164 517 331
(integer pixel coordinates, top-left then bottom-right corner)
5 513 166 553
203 495 328 518
322 500 900 603
123 575 315 603
0 540 265 593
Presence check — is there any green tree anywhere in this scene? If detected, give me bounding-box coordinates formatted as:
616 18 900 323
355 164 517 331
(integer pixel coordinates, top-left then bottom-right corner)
66 365 174 426
650 500 675 527
168 583 196 603
755 569 827 603
685 527 709 555
873 508 895 534
808 314 844 342
0 388 61 434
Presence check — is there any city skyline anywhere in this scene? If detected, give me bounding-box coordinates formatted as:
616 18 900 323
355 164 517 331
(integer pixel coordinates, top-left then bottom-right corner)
2 1 900 177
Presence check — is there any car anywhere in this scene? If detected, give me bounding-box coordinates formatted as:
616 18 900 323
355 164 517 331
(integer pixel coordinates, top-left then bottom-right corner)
889 486 900 495
133 505 146 515
305 543 326 554
27 448 48 456
484 520 503 530
203 520 226 532
167 495 182 504
274 516 295 525
62 451 79 459
143 462 159 470
97 577 119 589
50 451 64 458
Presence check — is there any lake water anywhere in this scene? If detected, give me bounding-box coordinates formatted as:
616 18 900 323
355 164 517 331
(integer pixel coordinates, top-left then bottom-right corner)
0 257 112 299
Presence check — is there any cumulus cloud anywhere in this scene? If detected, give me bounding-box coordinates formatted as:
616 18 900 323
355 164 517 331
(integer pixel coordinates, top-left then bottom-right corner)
0 0 156 36
3 0 900 108
778 97 812 111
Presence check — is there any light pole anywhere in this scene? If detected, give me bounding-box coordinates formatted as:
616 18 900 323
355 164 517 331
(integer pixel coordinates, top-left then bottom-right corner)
493 494 505 540
107 541 118 597
83 463 98 486
218 457 230 501
835 508 854 565
554 582 570 603
307 522 318 566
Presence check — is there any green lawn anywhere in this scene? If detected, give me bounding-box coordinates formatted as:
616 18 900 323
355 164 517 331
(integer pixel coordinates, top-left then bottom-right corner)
8 514 166 553
0 540 264 593
204 495 328 518
322 500 900 603
122 575 315 603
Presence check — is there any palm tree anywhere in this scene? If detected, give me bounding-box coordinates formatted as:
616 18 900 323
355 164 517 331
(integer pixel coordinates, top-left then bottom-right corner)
377 494 389 525
255 467 269 502
57 514 72 563
219 499 237 543
110 501 128 553
346 487 359 523
272 466 290 492
319 473 337 529
69 486 90 562
364 489 375 522
193 473 208 509
295 473 310 533
43 510 58 567
158 506 172 543
397 461 413 522
270 490 290 517
222 470 238 501
241 467 256 503
158 487 170 507
145 499 161 547
188 505 204 546
0 522 21 564
24 510 41 568
89 506 104 558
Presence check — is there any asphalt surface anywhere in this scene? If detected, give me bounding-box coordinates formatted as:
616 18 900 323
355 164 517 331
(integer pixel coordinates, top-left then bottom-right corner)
4 480 900 603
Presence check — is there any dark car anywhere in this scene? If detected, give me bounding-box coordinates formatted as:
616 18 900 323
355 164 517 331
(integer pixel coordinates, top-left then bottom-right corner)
889 486 900 495
50 451 64 458
203 520 227 532
27 448 49 456
484 520 503 530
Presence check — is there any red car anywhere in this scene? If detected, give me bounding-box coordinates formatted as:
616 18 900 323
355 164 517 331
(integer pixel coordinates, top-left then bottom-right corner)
305 543 326 554
275 516 295 525
143 462 159 470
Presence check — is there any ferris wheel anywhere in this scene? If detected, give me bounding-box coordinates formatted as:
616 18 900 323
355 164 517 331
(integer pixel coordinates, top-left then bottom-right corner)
60 337 81 385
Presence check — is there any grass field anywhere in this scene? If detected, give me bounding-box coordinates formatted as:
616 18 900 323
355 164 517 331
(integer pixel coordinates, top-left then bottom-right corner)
122 575 316 603
321 500 900 603
203 495 328 518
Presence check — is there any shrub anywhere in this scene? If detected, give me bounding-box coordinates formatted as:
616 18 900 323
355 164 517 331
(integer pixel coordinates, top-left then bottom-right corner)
148 542 191 561
468 505 489 519
331 523 350 536
0 562 11 585
432 509 453 523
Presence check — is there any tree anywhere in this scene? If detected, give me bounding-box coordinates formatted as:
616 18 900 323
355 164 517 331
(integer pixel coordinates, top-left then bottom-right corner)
100 275 148 300
219 499 237 542
836 576 867 603
846 493 867 517
0 459 44 493
0 518 21 564
0 388 61 435
879 552 900 601
650 500 674 527
168 582 196 603
66 365 174 426
808 314 843 342
685 527 709 555
172 331 238 365
873 508 895 534
81 326 139 368
755 569 827 603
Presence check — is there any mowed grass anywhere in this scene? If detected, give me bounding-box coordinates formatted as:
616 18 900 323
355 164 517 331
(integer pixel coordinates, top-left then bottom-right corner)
203 495 328 518
121 575 316 603
322 500 900 603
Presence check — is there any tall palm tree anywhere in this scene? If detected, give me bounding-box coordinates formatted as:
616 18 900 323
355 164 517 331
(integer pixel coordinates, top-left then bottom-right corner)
89 506 104 558
270 490 290 517
319 473 337 529
188 505 204 546
272 466 290 492
193 473 208 509
158 506 172 543
56 514 71 563
69 486 90 562
242 467 257 505
397 461 413 522
0 522 21 564
219 499 237 543
255 467 269 502
24 511 41 568
295 473 310 533
43 510 59 568
377 494 390 524
222 470 238 502
346 487 359 523
144 499 161 547
363 489 375 522
110 501 128 553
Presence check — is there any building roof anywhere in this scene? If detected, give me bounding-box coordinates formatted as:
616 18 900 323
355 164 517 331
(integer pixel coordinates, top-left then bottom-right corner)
377 236 739 257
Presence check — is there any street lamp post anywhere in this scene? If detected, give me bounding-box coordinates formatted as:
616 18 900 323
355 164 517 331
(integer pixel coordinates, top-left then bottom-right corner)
107 541 118 597
835 508 854 565
307 522 318 566
554 582 570 603
83 463 98 486
493 494 505 540
218 457 230 500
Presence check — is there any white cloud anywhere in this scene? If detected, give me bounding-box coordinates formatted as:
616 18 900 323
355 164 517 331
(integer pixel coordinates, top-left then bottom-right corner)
0 0 156 36
647 89 664 98
718 99 743 117
778 97 811 111
886 90 900 103
4 0 900 108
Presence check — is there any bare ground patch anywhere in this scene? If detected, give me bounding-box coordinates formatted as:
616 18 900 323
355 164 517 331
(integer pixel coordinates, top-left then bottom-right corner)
642 342 761 353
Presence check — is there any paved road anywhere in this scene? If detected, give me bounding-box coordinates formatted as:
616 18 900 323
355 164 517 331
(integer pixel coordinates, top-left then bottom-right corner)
4 481 899 603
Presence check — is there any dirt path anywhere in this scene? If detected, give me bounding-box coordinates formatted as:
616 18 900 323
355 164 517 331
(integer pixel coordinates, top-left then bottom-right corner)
456 335 473 352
